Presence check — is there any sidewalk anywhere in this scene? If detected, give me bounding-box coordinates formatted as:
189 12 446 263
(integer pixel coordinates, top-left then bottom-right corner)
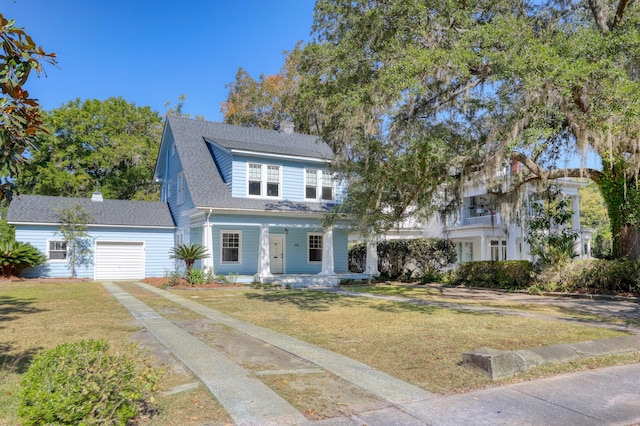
103 282 640 425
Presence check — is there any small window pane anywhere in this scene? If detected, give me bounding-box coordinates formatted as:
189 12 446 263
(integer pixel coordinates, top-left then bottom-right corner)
306 186 317 199
267 165 279 182
267 182 279 197
306 169 317 185
49 241 67 260
321 186 333 200
249 181 261 196
249 164 262 180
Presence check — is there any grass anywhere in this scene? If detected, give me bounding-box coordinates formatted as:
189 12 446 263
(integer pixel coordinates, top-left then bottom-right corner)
0 281 230 426
162 286 637 394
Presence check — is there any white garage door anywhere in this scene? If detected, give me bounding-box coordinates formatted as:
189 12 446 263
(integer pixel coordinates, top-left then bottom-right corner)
95 241 144 280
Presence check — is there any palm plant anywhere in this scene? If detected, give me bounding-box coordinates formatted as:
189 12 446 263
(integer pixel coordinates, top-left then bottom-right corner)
0 241 46 278
169 243 208 274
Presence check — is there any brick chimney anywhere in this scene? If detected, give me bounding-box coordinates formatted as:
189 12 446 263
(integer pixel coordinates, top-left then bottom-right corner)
278 120 295 134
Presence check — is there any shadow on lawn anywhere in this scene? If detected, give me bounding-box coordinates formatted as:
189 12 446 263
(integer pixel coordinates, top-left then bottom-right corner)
0 296 46 329
0 343 41 376
244 290 376 312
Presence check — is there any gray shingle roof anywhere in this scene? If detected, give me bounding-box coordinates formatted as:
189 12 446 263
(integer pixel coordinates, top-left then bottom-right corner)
7 194 175 228
166 116 336 212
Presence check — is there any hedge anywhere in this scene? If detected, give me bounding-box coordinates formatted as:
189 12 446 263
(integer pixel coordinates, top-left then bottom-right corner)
453 260 535 290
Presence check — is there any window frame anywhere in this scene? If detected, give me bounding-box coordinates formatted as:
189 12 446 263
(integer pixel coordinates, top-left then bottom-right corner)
490 240 507 261
220 230 242 264
304 169 334 202
307 233 323 263
47 240 68 261
246 163 282 199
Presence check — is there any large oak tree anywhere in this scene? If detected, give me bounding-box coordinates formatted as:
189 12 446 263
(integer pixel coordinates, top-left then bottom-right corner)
17 97 163 200
296 0 640 258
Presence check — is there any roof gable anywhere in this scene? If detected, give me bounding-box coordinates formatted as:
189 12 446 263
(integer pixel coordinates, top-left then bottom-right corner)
164 116 337 212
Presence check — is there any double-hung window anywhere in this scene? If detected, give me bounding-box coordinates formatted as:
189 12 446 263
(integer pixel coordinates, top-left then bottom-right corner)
247 163 280 198
221 231 241 263
308 234 323 262
48 241 67 260
305 169 334 201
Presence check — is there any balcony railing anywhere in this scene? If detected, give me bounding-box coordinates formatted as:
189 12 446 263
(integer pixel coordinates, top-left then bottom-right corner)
463 214 501 226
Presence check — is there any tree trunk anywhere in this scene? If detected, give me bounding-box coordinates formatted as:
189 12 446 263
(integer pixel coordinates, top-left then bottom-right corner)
598 159 640 260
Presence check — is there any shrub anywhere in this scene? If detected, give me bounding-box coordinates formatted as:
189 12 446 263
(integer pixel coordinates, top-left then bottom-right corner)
18 340 158 426
169 242 209 273
533 259 640 294
0 241 46 277
186 268 206 285
454 261 535 290
349 238 456 280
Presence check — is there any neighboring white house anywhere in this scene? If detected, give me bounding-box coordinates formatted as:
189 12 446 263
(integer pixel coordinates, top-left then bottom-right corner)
363 177 592 264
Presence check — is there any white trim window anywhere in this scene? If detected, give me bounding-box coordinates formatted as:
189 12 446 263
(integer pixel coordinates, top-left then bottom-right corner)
305 169 334 201
308 233 323 263
490 240 507 261
177 172 185 205
247 163 281 198
221 231 241 264
48 240 68 261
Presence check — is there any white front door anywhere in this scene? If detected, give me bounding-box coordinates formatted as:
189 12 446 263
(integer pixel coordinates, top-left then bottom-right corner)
269 234 285 274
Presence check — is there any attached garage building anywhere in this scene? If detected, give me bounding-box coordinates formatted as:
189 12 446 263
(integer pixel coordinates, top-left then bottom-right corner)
7 194 175 280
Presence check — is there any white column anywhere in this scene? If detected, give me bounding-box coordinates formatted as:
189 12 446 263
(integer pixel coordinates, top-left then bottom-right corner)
202 220 214 274
480 236 486 261
572 195 583 257
365 239 380 276
257 225 272 281
320 227 335 275
506 225 517 260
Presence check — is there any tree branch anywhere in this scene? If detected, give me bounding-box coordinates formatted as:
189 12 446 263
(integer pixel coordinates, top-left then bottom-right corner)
612 0 632 30
588 0 612 33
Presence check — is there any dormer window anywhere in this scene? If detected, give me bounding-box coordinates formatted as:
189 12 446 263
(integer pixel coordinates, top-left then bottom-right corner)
305 169 334 201
247 163 281 198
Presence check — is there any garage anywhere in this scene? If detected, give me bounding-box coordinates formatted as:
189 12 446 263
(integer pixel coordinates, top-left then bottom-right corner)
95 241 145 280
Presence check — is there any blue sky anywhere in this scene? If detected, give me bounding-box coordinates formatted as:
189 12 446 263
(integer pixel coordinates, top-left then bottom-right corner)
5 0 316 121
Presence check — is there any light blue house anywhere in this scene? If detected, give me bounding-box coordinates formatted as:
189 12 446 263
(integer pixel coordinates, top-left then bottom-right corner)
6 193 175 279
7 117 374 285
155 116 362 286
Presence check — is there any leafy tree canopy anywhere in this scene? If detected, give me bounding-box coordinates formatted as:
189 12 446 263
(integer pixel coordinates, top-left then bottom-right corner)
225 0 640 257
0 14 56 200
16 97 163 200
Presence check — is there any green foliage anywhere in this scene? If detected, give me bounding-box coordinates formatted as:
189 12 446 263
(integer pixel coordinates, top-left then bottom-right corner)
217 272 238 285
0 14 56 200
56 202 93 278
18 339 158 426
525 185 580 266
186 268 206 285
579 181 612 258
0 240 45 277
0 204 15 244
163 266 183 287
350 238 456 280
533 259 640 295
454 261 536 290
15 97 163 201
169 242 209 274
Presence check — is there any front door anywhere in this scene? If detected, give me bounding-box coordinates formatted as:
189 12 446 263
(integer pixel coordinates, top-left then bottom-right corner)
269 234 285 274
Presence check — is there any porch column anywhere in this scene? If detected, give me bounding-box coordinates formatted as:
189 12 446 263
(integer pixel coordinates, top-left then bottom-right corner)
480 236 486 261
320 226 335 275
506 225 517 260
572 195 583 257
202 211 214 274
365 239 380 276
257 225 272 281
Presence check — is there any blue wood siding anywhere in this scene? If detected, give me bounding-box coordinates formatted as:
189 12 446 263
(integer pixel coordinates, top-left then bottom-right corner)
209 143 232 191
205 213 349 275
14 225 174 279
231 154 335 203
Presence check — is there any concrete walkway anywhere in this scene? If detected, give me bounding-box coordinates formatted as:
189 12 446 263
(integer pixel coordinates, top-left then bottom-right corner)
103 282 640 425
